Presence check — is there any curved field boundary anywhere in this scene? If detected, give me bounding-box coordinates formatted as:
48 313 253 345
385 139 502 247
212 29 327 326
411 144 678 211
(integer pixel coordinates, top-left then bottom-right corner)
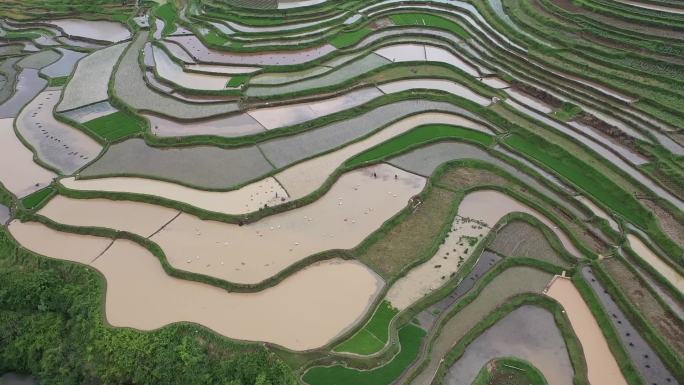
440 304 573 385
6 219 384 352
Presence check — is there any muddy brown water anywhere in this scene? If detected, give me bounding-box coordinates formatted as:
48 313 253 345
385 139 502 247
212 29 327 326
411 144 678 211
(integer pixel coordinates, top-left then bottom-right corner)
8 220 111 265
8 220 382 350
38 195 179 238
627 234 684 292
61 176 288 216
545 277 628 385
54 164 425 285
95 240 384 351
65 112 486 217
0 118 56 197
151 164 425 284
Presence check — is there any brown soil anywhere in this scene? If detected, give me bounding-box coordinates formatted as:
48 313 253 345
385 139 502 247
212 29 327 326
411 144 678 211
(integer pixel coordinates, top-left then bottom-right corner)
511 83 648 158
358 186 457 279
437 167 511 191
602 257 684 356
575 113 652 159
489 220 570 267
547 0 684 40
511 82 564 109
638 198 684 248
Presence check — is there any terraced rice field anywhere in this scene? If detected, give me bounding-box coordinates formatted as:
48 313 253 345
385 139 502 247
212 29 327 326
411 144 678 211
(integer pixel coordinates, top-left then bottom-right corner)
1 1 683 384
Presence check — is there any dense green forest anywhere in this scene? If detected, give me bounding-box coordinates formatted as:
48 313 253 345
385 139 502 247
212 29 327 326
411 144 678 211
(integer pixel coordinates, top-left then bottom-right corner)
0 228 295 385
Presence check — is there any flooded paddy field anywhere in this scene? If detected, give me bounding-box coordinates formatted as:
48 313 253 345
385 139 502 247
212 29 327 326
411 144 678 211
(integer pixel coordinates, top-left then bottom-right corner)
0 57 20 104
10 219 383 350
581 267 679 385
456 190 582 259
259 100 472 168
96 240 383 350
415 251 503 330
57 43 127 112
39 48 87 78
47 19 131 43
246 87 383 130
0 204 10 224
17 90 102 174
61 101 118 124
2 1 684 384
545 277 628 385
81 138 274 189
408 266 553 385
114 33 239 119
443 305 573 385
16 50 60 70
387 215 488 310
152 45 230 91
388 141 584 219
0 69 46 119
8 220 111 265
38 195 179 237
246 54 389 97
151 164 424 284
61 175 288 215
278 112 490 200
166 35 336 65
627 234 684 293
0 118 55 197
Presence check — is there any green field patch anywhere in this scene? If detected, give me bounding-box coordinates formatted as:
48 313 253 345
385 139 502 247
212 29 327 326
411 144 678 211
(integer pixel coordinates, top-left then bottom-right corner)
346 124 494 168
472 356 548 385
504 133 651 229
154 3 178 36
390 13 470 39
226 74 249 88
330 27 373 49
21 187 54 210
3 30 43 40
82 111 146 142
334 300 399 355
303 324 426 385
48 76 68 87
551 102 582 122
